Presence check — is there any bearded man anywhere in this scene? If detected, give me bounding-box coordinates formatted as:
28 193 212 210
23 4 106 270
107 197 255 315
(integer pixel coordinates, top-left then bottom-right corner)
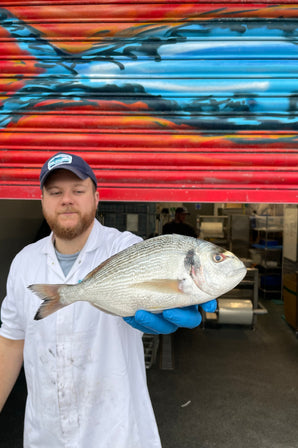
0 152 216 447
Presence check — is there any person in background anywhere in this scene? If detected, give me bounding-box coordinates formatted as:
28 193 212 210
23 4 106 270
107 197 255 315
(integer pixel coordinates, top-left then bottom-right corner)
162 206 197 238
0 153 216 448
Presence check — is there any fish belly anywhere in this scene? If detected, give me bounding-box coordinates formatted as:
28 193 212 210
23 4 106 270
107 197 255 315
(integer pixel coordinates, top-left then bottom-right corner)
86 287 209 317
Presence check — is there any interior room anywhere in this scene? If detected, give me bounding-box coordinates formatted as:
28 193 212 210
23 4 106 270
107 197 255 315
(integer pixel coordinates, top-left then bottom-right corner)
0 199 297 448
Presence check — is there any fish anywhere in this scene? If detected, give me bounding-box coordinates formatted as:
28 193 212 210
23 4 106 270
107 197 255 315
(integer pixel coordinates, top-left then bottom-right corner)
29 234 247 320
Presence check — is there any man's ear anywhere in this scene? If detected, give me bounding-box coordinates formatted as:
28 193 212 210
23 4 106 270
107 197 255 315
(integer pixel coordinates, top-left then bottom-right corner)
95 190 99 206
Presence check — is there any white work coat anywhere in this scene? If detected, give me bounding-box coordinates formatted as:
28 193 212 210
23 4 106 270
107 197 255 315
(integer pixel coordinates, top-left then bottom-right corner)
0 220 161 448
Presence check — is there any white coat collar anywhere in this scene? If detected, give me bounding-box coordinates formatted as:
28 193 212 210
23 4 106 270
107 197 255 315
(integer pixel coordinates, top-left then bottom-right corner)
40 219 104 257
40 220 104 281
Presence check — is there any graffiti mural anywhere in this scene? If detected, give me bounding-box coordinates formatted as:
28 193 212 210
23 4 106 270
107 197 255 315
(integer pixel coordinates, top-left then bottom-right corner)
0 2 298 201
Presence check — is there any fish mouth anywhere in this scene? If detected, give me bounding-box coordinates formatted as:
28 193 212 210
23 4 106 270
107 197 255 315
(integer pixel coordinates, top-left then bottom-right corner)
228 266 247 279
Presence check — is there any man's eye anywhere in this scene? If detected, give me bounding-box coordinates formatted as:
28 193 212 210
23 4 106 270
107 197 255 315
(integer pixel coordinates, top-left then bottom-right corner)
50 191 61 196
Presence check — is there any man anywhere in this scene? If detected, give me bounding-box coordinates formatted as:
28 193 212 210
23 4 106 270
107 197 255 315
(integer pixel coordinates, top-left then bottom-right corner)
0 153 216 447
162 206 197 238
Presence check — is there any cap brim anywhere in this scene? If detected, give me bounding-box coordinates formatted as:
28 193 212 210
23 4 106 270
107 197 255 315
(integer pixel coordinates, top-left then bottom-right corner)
40 165 87 188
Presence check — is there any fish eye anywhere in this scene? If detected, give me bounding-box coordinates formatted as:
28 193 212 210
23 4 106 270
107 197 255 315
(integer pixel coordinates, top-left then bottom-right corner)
213 253 225 263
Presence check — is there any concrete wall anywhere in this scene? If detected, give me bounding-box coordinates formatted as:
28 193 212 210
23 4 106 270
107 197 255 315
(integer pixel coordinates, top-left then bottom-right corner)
0 200 44 303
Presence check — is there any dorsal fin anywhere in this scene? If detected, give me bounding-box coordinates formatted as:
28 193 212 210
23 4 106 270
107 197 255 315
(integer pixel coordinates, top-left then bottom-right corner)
83 252 119 281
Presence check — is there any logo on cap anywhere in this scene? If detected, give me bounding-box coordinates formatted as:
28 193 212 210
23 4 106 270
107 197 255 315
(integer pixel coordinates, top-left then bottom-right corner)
48 154 72 171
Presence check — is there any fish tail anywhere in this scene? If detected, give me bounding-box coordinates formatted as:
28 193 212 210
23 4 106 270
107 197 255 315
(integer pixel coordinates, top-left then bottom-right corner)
28 284 66 320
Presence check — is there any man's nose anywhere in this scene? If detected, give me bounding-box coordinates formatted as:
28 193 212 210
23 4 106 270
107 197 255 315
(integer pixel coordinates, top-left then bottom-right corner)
61 191 74 204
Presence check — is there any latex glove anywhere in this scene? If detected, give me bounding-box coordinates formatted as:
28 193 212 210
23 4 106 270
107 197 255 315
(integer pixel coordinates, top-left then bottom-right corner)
123 299 217 334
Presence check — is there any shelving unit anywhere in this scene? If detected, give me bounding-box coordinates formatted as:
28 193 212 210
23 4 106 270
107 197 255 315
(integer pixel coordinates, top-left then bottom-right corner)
203 268 265 329
250 215 283 300
142 334 159 369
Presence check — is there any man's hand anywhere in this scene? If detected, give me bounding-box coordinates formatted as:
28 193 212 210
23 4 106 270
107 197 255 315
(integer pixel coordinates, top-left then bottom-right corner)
123 300 217 334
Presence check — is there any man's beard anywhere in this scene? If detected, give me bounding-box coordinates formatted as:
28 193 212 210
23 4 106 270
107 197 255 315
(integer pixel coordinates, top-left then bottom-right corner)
43 207 96 240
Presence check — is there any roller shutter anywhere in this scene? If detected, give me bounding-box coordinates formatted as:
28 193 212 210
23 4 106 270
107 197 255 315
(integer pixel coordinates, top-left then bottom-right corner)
0 1 297 202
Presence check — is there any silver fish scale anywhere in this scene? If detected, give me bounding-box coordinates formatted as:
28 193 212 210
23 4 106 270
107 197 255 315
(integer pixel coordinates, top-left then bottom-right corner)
58 234 246 317
83 234 199 289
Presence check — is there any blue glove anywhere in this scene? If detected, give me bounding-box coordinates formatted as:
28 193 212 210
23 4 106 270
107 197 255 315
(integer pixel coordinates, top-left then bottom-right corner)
123 299 217 334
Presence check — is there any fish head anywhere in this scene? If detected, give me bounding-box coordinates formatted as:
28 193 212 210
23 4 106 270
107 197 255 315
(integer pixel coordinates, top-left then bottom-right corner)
185 240 247 298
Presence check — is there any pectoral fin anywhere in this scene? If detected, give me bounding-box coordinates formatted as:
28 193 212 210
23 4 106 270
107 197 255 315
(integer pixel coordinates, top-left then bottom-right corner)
132 279 183 294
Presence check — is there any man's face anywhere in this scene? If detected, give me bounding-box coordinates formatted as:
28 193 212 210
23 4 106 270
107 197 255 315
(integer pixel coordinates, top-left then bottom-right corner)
41 169 99 240
177 212 187 223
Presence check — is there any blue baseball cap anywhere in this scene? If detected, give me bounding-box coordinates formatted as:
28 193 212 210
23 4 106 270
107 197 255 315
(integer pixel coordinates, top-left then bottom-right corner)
40 153 97 189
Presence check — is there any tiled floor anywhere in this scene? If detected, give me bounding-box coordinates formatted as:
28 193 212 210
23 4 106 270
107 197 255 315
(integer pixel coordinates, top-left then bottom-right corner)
147 300 298 448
